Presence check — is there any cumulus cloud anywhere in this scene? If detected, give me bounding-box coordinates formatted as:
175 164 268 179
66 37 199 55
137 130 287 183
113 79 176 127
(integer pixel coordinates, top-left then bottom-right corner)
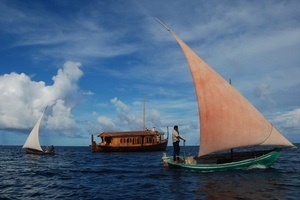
46 99 78 133
111 97 129 112
50 61 83 105
272 109 300 131
97 116 117 132
97 97 162 132
0 61 83 136
268 108 300 142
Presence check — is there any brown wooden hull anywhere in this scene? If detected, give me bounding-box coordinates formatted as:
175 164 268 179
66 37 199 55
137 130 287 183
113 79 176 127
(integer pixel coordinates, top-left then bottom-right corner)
91 139 168 152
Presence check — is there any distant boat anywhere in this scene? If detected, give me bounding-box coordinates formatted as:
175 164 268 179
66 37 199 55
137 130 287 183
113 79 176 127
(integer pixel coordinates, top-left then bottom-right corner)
157 19 295 172
22 107 55 155
91 129 168 152
91 96 168 152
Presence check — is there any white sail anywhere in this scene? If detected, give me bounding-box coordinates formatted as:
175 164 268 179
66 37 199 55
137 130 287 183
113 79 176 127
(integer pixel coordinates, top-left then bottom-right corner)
22 109 46 152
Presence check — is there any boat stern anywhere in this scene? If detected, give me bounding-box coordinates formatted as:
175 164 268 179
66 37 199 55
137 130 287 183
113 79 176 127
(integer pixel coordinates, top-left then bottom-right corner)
162 152 169 167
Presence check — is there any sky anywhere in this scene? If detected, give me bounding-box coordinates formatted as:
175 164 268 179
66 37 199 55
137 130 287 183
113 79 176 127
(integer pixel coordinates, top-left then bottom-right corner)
0 0 299 147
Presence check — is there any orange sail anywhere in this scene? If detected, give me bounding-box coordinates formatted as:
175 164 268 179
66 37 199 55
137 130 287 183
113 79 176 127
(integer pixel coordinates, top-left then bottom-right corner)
157 19 294 157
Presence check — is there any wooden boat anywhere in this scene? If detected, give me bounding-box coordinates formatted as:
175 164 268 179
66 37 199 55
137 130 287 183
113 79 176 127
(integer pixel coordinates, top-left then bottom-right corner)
91 129 168 152
22 107 55 155
91 96 168 152
157 19 295 172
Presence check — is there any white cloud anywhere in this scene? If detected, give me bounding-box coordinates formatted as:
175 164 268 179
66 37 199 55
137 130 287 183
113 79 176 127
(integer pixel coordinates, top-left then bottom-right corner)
111 97 129 112
270 108 300 142
0 61 83 136
97 116 116 132
97 97 163 132
50 61 83 103
272 109 300 130
82 90 94 95
46 99 78 132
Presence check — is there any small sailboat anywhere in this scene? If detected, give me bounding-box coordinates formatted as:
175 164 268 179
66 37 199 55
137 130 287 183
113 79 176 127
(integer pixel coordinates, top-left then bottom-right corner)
22 108 55 155
157 19 295 172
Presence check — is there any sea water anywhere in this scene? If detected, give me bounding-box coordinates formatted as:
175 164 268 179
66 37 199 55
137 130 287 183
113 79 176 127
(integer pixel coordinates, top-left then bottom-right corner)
0 145 299 199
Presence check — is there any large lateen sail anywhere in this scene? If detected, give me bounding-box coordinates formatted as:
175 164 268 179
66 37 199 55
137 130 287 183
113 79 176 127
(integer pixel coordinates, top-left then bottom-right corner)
156 19 294 157
22 109 46 152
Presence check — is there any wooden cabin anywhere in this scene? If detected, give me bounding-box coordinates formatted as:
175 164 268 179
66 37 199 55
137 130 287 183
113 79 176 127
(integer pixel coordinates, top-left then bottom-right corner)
91 130 168 152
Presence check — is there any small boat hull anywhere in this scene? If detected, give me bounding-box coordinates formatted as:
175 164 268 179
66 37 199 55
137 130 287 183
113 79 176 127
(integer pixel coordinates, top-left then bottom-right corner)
163 149 281 172
25 148 55 155
92 139 168 152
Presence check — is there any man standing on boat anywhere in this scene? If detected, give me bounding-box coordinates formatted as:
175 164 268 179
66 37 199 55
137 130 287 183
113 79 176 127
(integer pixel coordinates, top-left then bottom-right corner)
172 125 186 162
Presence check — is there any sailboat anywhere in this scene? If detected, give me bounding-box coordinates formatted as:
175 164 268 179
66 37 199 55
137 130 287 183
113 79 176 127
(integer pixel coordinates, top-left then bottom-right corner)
22 107 55 155
157 19 295 172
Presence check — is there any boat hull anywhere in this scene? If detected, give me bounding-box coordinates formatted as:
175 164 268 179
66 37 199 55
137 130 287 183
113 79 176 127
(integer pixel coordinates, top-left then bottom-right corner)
163 149 281 172
25 148 55 155
92 139 168 152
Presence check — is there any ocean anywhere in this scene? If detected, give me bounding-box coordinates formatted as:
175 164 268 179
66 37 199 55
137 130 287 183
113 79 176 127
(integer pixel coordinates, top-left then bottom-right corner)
0 145 299 199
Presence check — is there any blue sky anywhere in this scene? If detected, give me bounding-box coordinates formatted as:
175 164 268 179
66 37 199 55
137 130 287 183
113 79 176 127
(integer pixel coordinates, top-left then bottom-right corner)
0 0 299 146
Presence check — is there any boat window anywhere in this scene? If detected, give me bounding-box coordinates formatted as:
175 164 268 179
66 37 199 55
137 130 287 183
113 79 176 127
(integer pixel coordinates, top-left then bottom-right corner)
145 137 153 143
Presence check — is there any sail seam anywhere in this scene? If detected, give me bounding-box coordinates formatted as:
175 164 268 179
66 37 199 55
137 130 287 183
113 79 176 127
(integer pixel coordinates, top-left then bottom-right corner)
259 123 273 145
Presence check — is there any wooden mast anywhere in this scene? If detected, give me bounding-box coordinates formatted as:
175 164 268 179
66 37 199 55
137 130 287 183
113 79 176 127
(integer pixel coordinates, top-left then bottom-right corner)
143 95 146 130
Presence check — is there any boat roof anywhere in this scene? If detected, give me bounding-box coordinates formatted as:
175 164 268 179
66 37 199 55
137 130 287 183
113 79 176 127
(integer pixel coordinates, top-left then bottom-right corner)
97 130 162 137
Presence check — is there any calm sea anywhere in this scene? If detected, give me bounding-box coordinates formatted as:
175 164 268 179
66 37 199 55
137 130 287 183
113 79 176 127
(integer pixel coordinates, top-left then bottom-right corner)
0 144 299 199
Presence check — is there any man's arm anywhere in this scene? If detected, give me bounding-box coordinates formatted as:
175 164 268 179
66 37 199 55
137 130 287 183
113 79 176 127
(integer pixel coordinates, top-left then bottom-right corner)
177 135 186 142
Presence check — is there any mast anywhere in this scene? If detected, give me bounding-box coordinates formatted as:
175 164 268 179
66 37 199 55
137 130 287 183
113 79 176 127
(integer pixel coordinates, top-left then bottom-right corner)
143 95 146 130
229 78 233 160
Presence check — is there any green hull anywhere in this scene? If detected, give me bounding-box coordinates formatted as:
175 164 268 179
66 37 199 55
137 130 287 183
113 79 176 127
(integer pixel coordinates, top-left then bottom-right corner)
163 149 281 172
